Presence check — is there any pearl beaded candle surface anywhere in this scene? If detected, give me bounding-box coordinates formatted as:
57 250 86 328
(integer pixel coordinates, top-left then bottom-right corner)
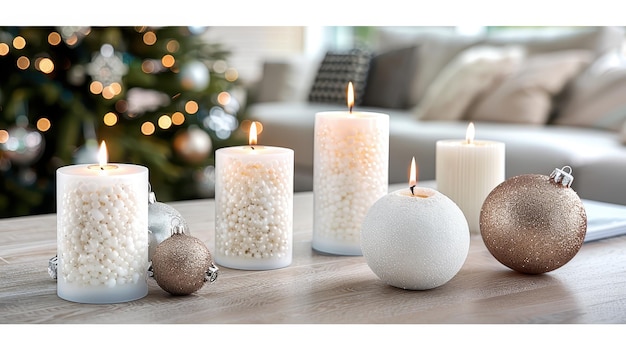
56 164 149 304
436 123 505 234
313 110 389 255
214 145 294 270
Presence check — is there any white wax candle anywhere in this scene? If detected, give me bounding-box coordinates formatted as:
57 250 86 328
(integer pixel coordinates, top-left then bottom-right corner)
436 123 505 234
56 161 149 304
214 143 294 270
361 186 470 290
313 109 389 255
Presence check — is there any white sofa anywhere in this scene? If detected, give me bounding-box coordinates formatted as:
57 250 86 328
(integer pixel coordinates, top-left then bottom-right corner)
246 27 626 206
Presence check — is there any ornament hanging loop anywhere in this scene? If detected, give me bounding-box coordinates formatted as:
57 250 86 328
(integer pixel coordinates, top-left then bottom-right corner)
205 263 219 283
550 165 574 187
148 183 156 204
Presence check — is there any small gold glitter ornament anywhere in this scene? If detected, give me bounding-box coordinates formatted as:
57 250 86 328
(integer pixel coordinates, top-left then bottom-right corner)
151 225 218 295
479 166 587 274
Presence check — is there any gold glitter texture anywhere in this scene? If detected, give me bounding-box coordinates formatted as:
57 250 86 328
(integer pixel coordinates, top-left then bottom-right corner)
479 174 587 274
152 233 214 295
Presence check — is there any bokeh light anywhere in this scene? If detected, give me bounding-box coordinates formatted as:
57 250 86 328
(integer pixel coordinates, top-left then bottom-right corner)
212 60 227 73
217 92 231 106
38 57 54 74
103 112 118 126
225 68 239 82
36 118 51 132
184 100 199 114
166 40 180 53
16 56 30 69
143 31 157 45
141 121 155 135
141 59 156 73
90 81 104 94
12 36 26 49
0 130 9 143
48 32 62 45
0 43 9 56
161 54 175 68
172 112 185 125
158 115 172 129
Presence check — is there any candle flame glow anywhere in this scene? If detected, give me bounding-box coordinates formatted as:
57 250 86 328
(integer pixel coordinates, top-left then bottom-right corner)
249 121 258 145
347 82 354 113
466 122 475 144
409 156 417 188
98 141 108 168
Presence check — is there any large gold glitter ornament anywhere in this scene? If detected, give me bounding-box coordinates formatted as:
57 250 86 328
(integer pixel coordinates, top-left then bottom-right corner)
479 166 587 274
151 226 218 295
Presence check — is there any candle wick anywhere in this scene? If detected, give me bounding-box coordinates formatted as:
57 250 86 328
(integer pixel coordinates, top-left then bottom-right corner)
349 105 353 114
100 166 104 171
410 185 415 196
251 146 255 150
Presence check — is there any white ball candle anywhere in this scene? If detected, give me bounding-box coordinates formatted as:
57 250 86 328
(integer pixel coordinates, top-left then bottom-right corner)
56 142 149 304
214 122 294 270
313 83 389 256
436 122 505 234
361 158 470 290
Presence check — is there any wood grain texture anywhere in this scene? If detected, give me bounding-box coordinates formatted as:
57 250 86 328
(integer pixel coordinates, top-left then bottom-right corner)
1 184 626 324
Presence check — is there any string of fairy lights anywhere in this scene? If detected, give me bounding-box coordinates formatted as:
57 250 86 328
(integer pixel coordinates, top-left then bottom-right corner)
0 26 242 145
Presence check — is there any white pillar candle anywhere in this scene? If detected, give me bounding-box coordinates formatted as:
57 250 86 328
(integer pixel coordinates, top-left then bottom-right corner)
436 122 505 234
214 122 294 270
361 158 470 290
313 82 389 256
56 141 149 304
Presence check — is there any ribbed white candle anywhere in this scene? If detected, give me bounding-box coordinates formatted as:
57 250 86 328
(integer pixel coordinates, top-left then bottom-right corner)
436 123 505 234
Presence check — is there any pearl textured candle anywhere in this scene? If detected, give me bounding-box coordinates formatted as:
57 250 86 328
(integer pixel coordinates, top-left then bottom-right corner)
56 141 149 304
214 122 294 270
313 82 389 256
436 122 505 234
361 158 470 290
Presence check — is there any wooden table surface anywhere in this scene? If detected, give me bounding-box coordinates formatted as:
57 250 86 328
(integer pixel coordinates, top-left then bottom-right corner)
2 183 626 324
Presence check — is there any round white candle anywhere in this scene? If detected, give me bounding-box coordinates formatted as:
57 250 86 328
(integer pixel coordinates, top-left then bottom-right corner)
312 107 389 256
436 123 505 234
214 129 294 270
361 173 470 290
56 145 149 304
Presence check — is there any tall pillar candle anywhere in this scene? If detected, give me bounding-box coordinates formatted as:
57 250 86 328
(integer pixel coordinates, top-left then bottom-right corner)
436 122 505 234
313 83 389 255
56 141 149 304
214 122 294 270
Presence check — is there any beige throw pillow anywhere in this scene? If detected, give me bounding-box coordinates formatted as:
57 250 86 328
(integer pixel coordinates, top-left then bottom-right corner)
414 45 526 121
554 52 626 131
467 50 593 125
621 121 626 145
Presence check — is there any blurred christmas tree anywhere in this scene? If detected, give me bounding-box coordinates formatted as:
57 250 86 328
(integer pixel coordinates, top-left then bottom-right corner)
0 26 246 218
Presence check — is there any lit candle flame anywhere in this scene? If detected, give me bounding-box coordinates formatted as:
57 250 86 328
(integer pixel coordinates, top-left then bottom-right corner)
98 141 108 168
249 121 258 146
347 82 354 114
409 157 417 195
466 122 475 144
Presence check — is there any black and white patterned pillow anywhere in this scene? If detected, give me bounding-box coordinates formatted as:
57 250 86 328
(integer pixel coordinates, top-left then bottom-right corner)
308 49 372 105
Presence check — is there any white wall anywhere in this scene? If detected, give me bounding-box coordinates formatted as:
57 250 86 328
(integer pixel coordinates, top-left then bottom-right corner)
202 26 308 85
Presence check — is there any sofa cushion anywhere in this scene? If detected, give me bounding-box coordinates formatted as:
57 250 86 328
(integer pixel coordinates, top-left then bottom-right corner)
253 56 321 103
553 52 626 132
371 28 483 108
414 45 526 121
308 49 371 105
484 26 624 59
467 50 593 125
361 45 419 109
